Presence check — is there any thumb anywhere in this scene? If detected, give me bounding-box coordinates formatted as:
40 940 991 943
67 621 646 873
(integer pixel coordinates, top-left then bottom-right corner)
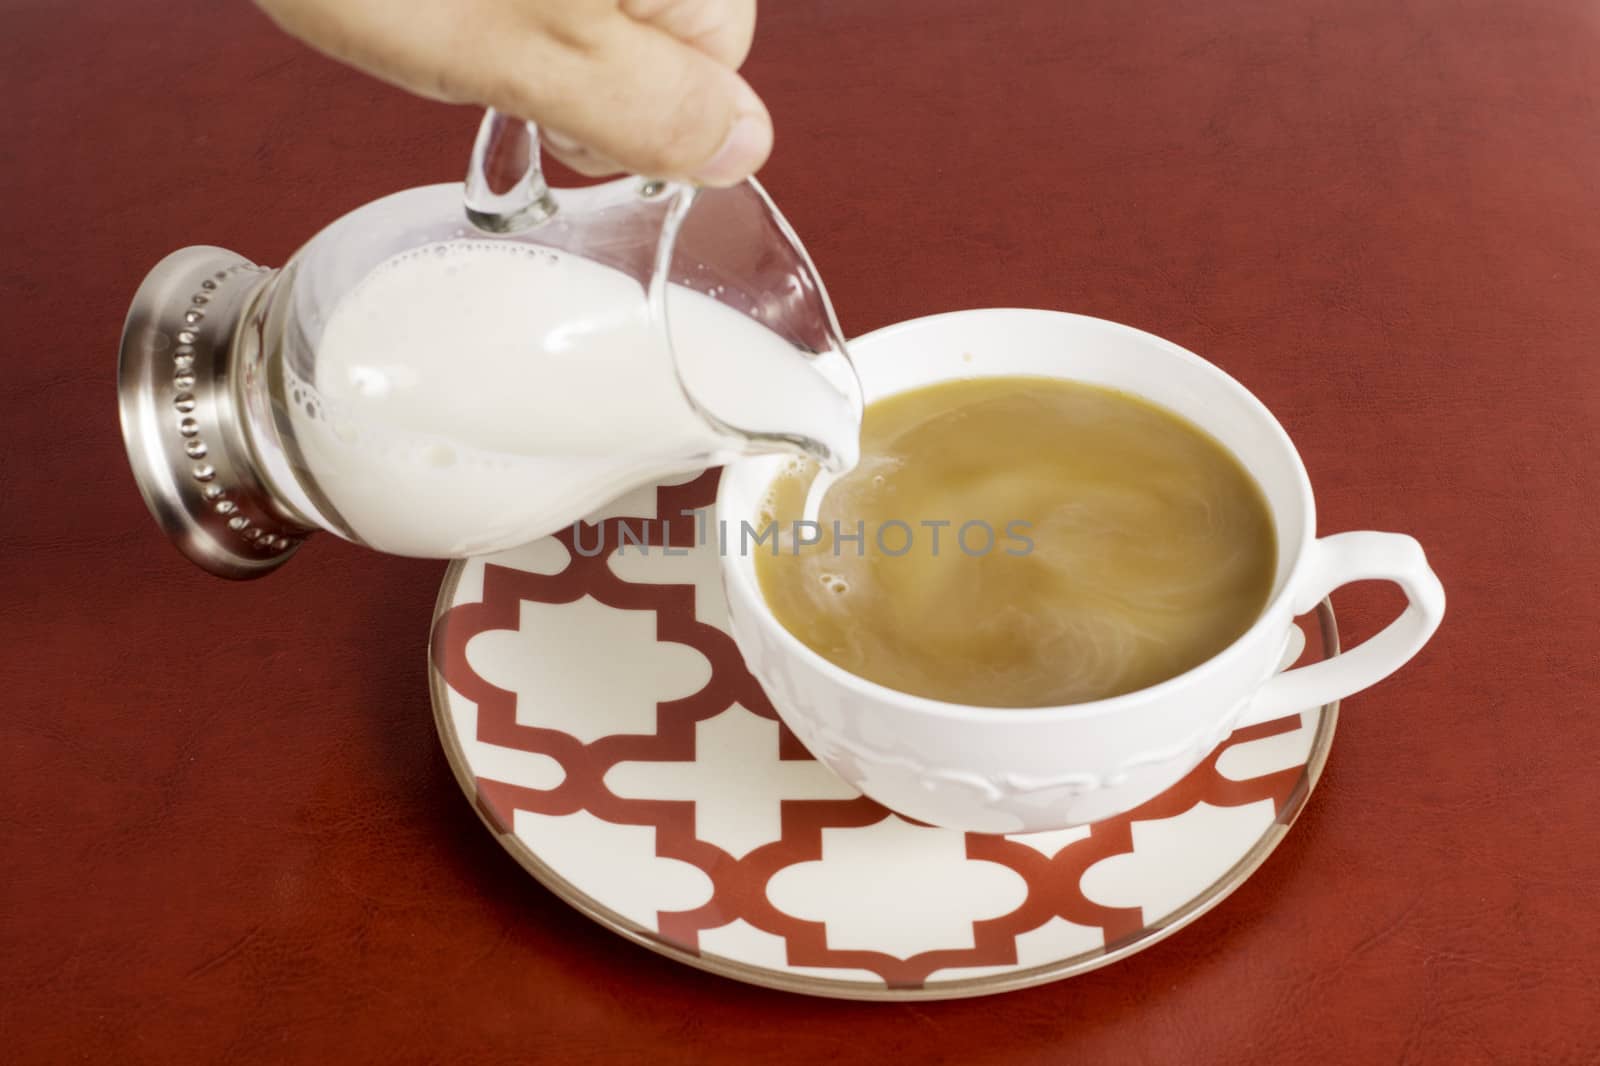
489 16 772 186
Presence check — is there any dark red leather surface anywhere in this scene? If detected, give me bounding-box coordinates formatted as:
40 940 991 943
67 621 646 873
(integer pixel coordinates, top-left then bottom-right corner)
3 1 1597 1061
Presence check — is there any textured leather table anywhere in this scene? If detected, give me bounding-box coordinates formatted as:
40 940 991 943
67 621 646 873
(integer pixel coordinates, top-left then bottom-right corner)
3 1 1597 1061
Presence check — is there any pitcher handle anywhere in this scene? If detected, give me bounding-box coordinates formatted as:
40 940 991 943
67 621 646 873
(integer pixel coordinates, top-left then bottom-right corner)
464 108 557 233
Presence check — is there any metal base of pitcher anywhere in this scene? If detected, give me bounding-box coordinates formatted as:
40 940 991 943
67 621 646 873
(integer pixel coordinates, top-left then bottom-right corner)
118 246 311 579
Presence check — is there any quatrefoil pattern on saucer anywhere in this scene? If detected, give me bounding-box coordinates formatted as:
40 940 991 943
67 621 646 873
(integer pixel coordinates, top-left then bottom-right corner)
430 471 1336 998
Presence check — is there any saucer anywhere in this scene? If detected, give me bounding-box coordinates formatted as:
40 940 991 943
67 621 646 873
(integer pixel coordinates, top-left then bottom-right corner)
429 471 1339 1000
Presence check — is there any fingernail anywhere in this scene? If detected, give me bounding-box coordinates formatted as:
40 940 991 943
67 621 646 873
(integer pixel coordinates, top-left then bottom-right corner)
693 111 772 187
542 128 584 153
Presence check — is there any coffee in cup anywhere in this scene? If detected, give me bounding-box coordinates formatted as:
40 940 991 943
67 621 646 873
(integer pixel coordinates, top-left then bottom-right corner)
753 375 1278 708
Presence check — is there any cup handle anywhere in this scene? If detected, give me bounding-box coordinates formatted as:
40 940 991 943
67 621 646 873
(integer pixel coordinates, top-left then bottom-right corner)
464 108 557 233
1237 531 1446 727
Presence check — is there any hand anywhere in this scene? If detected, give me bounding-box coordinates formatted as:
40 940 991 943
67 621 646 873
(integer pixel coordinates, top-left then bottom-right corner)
253 0 771 186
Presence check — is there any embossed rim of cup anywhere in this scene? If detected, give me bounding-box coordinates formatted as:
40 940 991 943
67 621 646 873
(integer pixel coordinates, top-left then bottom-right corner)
716 306 1319 721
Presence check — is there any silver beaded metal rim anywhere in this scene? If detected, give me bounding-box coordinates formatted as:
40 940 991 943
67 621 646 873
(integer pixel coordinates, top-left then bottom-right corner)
172 265 298 555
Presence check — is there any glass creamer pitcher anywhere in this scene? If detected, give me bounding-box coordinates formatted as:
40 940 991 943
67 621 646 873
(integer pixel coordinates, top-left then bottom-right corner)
118 110 863 578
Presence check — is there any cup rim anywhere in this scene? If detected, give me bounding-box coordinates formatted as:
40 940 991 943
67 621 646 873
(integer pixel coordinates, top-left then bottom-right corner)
716 306 1318 722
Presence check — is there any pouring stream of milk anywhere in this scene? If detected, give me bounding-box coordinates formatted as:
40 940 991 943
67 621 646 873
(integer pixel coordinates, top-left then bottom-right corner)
801 468 842 525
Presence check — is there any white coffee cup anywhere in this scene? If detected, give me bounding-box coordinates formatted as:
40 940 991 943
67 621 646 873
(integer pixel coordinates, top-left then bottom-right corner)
716 308 1445 833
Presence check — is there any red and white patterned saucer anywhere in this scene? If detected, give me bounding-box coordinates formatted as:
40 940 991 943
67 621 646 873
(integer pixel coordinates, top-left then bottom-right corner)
428 471 1339 1000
